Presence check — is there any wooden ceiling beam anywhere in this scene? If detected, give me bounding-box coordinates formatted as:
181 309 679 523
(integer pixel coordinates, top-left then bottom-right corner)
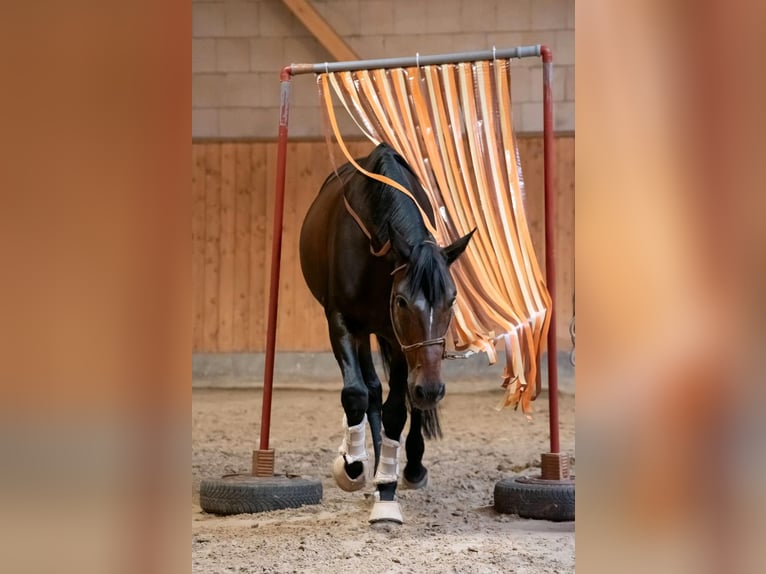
281 0 359 62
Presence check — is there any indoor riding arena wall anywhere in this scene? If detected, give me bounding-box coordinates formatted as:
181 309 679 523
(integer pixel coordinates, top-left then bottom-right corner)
191 135 574 354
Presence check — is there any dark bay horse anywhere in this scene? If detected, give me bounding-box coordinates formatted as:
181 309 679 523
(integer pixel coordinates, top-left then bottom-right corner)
299 143 474 524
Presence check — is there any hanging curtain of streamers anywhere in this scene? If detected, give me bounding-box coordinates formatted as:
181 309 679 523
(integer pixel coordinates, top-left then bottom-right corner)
317 59 551 413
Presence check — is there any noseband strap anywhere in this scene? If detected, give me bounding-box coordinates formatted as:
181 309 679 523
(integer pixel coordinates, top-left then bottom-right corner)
399 337 446 353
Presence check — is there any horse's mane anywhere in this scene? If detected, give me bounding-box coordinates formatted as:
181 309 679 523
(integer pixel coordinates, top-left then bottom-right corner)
366 146 450 305
361 143 436 229
405 241 450 305
332 144 449 305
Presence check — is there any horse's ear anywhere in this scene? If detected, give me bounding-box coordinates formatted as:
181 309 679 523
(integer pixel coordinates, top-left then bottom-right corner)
444 228 476 265
389 224 411 260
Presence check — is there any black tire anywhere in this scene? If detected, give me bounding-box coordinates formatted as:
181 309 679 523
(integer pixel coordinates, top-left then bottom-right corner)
494 476 575 522
200 474 322 515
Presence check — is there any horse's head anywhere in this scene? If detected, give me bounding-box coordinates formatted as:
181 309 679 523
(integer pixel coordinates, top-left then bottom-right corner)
390 229 475 411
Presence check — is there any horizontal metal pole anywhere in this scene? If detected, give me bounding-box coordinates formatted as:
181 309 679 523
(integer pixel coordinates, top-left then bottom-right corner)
288 45 542 76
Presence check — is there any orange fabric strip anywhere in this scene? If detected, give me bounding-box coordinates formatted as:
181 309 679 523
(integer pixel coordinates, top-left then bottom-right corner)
322 74 439 237
318 60 552 413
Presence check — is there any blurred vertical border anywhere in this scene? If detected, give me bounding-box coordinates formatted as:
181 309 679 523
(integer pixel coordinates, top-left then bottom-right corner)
577 0 766 572
0 2 190 573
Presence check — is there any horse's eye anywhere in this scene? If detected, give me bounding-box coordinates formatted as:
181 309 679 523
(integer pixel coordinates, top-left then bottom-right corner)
449 297 457 308
395 296 408 309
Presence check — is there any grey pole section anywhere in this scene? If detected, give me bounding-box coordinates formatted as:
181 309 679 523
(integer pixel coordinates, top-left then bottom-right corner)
287 46 542 76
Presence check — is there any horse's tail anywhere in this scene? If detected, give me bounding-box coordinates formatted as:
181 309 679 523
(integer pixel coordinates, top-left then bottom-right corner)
376 336 442 440
376 335 394 380
419 406 442 440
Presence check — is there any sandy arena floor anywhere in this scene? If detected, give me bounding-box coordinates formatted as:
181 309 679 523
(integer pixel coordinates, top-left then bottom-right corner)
193 387 575 573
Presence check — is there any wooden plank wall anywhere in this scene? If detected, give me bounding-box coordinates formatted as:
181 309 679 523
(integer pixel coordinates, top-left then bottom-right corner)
192 136 575 352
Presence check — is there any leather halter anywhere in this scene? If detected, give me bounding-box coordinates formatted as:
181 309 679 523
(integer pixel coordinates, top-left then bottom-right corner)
389 258 448 356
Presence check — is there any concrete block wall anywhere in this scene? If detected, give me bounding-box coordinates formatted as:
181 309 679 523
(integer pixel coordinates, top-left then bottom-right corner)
193 0 574 138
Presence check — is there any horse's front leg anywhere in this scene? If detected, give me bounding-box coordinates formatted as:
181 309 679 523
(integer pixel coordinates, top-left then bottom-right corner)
370 348 408 524
357 337 382 473
327 311 369 491
402 408 428 489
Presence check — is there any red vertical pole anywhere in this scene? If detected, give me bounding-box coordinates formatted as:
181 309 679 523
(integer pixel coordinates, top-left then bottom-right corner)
259 67 292 452
541 46 560 455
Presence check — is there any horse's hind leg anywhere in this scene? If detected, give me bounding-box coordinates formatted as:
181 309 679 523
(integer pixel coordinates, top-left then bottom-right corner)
402 409 428 489
327 311 369 491
357 337 382 473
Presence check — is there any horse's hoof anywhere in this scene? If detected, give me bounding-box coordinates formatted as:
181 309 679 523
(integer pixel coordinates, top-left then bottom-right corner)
332 455 367 492
369 500 403 524
402 468 428 490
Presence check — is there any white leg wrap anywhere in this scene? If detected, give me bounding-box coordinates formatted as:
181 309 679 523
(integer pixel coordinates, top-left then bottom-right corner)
373 435 401 485
338 414 368 464
332 414 368 492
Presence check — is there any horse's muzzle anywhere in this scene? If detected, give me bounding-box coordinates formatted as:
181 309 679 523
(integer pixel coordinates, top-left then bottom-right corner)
410 378 445 410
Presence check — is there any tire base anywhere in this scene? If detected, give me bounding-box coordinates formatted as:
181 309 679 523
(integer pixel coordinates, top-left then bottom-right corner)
200 474 322 515
494 475 575 522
